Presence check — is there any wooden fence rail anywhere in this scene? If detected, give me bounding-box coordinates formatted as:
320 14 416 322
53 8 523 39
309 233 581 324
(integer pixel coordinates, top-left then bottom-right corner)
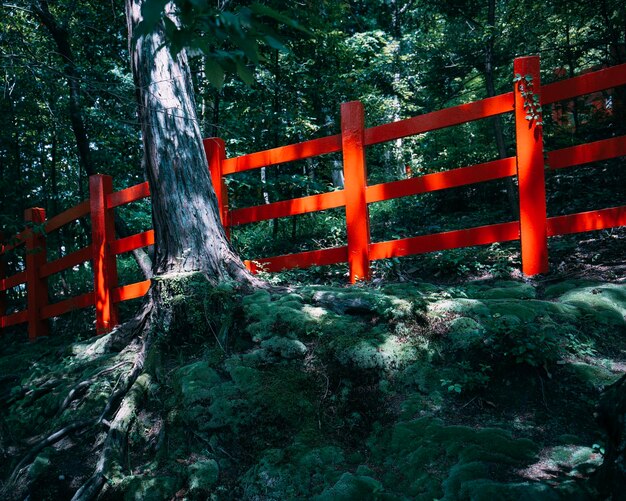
1 55 626 339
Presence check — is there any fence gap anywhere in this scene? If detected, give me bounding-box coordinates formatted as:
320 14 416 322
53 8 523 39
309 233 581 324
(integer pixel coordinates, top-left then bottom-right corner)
25 208 49 340
90 174 119 334
341 100 371 282
514 55 549 275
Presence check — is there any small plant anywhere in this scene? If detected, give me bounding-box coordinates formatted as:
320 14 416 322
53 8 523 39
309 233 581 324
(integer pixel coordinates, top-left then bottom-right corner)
514 73 543 125
441 379 462 394
487 317 560 368
441 362 492 395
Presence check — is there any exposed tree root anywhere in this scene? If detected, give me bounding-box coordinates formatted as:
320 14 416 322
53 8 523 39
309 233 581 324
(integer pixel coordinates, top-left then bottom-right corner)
71 372 153 501
3 273 247 500
0 417 97 496
57 361 132 416
70 276 180 500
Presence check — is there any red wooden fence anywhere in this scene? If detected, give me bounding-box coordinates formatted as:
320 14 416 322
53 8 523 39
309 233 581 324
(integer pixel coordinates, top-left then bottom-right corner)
1 55 626 340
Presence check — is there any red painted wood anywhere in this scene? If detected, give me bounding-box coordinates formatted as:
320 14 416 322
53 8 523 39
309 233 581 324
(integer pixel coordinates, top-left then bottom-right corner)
1 310 28 328
366 157 516 204
40 247 91 278
548 135 626 170
514 56 548 275
45 200 90 233
24 208 49 340
41 292 95 320
204 138 230 238
222 134 342 175
111 280 151 303
0 271 27 292
369 221 520 260
107 181 150 208
2 231 27 253
111 230 155 255
90 175 119 334
342 101 371 282
364 92 514 146
231 190 346 226
547 206 626 236
245 246 348 273
543 62 626 104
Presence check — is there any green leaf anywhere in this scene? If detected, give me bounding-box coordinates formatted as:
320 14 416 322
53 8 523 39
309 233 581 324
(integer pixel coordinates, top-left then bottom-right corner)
205 58 225 89
135 0 169 38
249 3 309 33
236 61 254 86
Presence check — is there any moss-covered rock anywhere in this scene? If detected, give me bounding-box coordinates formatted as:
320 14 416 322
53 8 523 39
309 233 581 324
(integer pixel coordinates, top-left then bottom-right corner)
188 459 219 493
119 475 179 501
173 361 221 406
559 284 626 326
447 317 485 350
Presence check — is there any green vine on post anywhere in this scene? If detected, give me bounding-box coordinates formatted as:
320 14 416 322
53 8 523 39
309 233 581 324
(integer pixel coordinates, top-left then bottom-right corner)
514 73 543 125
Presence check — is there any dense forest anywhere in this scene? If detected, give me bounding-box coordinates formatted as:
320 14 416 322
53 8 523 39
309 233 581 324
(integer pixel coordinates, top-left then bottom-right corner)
1 0 625 499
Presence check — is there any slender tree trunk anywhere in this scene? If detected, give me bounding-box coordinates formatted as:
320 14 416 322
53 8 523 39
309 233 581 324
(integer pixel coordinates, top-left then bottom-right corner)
125 0 256 283
565 17 581 133
33 0 153 279
484 0 518 219
32 0 93 178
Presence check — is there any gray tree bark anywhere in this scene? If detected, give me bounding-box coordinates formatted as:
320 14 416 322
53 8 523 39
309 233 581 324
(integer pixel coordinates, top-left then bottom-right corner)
125 0 257 284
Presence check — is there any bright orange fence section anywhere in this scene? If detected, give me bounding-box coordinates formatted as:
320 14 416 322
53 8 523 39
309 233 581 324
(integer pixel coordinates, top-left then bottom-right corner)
1 55 625 340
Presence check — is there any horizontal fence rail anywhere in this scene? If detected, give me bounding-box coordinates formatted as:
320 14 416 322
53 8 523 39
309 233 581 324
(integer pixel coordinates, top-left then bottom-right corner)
1 55 626 340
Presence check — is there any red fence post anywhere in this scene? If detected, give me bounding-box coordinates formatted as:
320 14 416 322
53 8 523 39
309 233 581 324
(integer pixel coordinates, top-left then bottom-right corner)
24 208 49 340
90 174 119 334
204 138 230 239
514 56 549 275
341 101 371 283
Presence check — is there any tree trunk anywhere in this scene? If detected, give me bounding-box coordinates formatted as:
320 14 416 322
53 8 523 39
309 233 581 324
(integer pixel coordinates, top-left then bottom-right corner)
484 0 518 219
68 4 262 498
33 0 154 279
125 0 256 284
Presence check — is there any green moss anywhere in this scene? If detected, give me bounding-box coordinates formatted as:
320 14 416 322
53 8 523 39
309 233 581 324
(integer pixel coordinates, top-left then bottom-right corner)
428 298 491 318
313 473 386 500
120 475 180 501
559 284 626 326
173 361 221 406
473 282 536 300
242 445 348 499
543 280 599 299
458 479 560 500
447 317 485 350
569 362 621 388
334 335 418 371
260 336 308 359
442 461 489 499
28 449 53 481
244 290 323 342
188 459 219 492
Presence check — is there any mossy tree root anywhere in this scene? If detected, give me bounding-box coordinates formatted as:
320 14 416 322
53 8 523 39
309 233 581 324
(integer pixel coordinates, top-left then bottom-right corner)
71 275 191 500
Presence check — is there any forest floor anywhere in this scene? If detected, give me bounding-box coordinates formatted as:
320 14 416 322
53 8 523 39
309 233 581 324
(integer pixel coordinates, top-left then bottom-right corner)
0 228 624 500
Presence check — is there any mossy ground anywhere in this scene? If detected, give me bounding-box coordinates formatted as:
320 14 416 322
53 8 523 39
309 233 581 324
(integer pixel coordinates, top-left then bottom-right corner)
1 276 625 500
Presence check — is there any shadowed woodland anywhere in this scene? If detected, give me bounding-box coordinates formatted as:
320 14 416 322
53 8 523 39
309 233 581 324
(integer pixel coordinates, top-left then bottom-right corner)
1 0 626 499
